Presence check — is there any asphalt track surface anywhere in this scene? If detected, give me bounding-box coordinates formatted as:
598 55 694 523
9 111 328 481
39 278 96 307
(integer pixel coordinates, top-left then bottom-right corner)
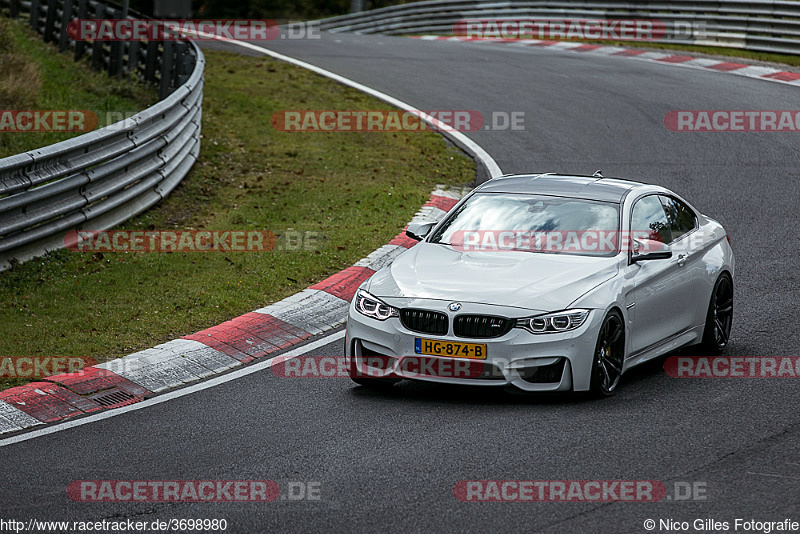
2 33 799 533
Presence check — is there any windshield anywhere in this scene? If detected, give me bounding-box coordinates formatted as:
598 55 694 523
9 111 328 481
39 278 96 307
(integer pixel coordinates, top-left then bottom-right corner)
429 192 621 256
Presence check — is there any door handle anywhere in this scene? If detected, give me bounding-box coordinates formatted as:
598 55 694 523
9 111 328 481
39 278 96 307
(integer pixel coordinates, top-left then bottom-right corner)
677 253 687 266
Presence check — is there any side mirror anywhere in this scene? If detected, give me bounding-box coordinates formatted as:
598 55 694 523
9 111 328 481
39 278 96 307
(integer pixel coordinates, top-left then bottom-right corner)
631 239 672 262
406 222 435 241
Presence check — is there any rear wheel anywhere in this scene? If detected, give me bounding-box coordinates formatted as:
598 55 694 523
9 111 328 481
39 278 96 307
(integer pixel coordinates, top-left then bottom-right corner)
700 273 733 354
590 310 625 397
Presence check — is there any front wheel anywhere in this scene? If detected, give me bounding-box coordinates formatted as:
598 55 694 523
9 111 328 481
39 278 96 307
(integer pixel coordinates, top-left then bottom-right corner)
699 273 733 354
590 310 626 397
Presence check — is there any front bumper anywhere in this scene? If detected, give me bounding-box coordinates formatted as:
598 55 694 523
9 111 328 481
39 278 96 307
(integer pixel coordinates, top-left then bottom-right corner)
345 298 604 392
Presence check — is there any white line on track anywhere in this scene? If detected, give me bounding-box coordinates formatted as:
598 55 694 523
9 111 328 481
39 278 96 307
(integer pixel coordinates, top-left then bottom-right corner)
0 331 345 448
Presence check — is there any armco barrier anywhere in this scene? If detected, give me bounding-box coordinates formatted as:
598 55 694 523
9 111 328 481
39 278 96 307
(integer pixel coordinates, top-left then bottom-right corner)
318 0 800 56
0 3 203 271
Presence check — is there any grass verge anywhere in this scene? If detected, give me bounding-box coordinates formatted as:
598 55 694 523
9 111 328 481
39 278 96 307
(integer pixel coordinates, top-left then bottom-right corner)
0 17 157 158
0 46 475 391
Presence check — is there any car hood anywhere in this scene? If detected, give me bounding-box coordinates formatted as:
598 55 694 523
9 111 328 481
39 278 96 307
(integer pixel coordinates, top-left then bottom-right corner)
367 242 618 312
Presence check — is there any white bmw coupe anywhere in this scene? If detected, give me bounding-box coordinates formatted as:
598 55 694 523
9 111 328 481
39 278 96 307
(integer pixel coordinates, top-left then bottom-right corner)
345 173 734 395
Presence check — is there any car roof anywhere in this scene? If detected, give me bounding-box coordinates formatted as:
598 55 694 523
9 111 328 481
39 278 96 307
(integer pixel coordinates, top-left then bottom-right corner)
476 173 643 203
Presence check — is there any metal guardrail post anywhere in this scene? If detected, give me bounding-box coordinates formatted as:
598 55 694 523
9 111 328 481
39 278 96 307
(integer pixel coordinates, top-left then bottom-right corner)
108 6 122 76
73 0 87 60
144 40 159 83
28 0 38 28
58 0 73 51
159 40 174 99
113 0 128 76
42 0 56 41
127 39 140 77
350 0 366 14
89 1 104 70
175 41 192 86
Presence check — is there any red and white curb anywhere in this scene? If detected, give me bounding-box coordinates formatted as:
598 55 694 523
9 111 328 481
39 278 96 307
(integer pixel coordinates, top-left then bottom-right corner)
0 185 469 436
416 36 800 87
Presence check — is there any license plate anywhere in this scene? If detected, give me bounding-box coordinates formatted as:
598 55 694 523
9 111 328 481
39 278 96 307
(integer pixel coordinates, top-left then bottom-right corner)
414 338 487 359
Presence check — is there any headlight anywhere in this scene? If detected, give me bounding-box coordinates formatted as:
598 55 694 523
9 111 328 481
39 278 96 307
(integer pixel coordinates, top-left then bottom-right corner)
355 290 399 321
515 309 590 334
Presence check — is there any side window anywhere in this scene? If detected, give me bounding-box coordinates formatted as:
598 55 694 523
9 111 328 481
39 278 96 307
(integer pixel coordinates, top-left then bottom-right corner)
631 195 672 244
660 196 697 242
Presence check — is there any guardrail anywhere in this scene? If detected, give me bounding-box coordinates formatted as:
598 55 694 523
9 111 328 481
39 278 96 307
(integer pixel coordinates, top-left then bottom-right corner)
0 2 203 270
318 0 800 56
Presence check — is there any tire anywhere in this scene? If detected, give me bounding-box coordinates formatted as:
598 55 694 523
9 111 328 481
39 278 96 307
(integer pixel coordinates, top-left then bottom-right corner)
699 272 733 354
590 310 626 397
